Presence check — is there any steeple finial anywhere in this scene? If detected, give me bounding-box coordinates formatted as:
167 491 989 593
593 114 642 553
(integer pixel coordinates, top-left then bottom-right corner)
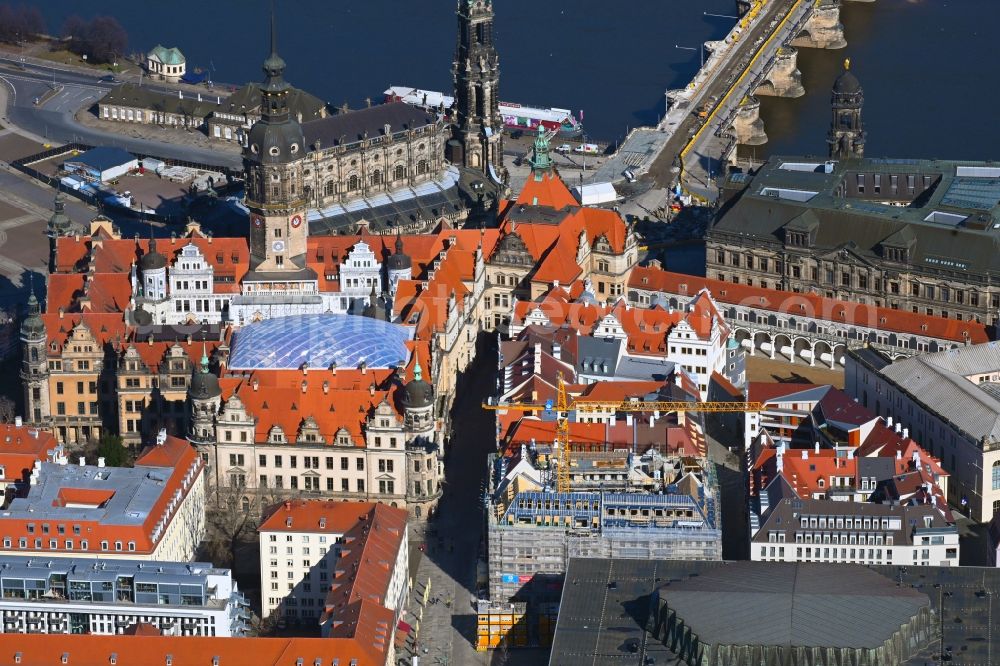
200 342 210 373
395 229 404 255
413 348 423 383
844 57 851 71
269 0 278 58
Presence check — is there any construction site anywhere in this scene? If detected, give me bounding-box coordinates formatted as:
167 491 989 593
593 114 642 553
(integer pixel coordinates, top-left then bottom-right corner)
485 447 723 603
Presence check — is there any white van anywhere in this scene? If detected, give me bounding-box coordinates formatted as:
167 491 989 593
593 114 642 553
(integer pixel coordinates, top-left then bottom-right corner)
623 169 636 183
556 144 572 154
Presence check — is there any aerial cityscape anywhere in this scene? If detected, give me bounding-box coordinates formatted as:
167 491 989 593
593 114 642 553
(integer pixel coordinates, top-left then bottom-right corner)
0 0 997 664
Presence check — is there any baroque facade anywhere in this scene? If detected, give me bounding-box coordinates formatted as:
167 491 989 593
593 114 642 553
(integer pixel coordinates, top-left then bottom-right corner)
708 67 1000 326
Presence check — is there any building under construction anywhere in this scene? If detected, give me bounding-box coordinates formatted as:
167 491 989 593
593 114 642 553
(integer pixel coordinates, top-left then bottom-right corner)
485 447 722 603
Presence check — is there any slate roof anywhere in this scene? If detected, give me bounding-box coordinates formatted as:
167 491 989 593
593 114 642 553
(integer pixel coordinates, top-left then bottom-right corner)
875 341 1000 444
660 561 928 649
551 558 1000 666
303 102 437 149
713 155 1000 275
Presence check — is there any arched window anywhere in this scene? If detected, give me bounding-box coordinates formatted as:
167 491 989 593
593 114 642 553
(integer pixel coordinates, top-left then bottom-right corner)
417 160 428 176
371 169 382 186
30 348 37 362
993 459 1000 490
394 164 405 181
324 181 335 196
348 174 359 191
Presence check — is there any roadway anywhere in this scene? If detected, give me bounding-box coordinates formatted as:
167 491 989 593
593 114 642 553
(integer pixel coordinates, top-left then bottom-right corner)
678 0 811 199
0 56 240 168
638 0 799 198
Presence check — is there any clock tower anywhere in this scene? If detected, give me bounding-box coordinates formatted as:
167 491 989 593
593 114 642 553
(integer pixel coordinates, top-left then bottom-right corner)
244 12 309 272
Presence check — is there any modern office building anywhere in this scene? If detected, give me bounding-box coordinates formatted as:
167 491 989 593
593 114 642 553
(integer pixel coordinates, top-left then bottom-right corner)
0 555 247 636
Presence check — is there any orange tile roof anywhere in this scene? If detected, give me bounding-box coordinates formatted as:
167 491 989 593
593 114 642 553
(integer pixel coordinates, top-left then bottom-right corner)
513 282 725 347
55 237 250 282
515 170 578 210
40 313 128 353
630 266 989 344
0 424 60 485
219 352 430 446
0 434 202 555
125 338 227 375
0 634 389 666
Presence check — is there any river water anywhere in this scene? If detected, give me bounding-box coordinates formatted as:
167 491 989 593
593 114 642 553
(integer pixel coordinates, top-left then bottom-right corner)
33 0 1000 158
754 0 1000 161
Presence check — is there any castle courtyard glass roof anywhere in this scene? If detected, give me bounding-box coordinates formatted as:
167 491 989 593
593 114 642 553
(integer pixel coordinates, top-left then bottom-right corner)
228 314 412 370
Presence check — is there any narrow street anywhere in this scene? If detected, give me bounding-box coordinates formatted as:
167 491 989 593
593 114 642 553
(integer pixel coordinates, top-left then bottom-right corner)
399 338 498 666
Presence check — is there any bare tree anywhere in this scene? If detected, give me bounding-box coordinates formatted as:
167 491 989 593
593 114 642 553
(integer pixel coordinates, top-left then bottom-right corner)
0 396 14 424
61 15 127 65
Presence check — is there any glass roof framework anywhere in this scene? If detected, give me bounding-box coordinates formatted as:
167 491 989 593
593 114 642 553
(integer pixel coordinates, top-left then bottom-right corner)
228 314 413 370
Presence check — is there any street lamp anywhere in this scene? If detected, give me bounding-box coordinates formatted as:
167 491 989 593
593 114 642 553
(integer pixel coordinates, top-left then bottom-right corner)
675 44 704 70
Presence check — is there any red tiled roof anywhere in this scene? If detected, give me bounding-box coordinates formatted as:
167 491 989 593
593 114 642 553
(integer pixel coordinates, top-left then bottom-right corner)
515 170 578 210
0 634 389 666
40 313 127 353
0 424 59 485
747 382 824 405
630 266 989 344
0 435 202 555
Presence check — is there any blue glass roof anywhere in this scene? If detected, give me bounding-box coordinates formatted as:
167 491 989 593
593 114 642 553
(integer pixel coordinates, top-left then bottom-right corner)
228 314 412 370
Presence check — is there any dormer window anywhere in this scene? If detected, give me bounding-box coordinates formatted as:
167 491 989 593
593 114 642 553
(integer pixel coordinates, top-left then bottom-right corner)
785 231 807 247
885 247 909 263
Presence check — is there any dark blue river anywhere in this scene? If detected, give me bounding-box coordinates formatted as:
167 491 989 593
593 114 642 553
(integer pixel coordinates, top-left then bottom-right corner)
31 0 1000 158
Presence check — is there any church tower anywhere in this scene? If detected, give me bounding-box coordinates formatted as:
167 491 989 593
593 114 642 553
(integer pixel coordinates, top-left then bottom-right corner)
20 287 49 427
46 192 75 274
827 58 866 160
244 12 310 273
453 0 505 181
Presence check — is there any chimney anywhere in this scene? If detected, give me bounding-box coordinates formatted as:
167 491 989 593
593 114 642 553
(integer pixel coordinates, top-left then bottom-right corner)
323 381 329 395
14 416 21 427
801 450 808 460
360 361 367 375
98 457 106 468
253 379 259 392
887 416 894 428
814 441 820 454
78 457 85 467
301 381 308 394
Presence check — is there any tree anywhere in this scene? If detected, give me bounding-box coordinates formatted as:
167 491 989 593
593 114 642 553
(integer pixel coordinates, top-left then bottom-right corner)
0 4 42 44
85 16 127 65
0 396 14 424
61 15 127 65
95 433 129 467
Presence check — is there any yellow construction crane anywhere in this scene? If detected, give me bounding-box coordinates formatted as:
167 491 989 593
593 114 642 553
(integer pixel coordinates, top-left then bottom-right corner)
483 374 762 493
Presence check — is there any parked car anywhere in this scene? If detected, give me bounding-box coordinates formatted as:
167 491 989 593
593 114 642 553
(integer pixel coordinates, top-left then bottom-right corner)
556 144 572 154
100 74 120 83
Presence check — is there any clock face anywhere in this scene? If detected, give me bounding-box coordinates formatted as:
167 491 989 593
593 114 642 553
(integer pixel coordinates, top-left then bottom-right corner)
272 240 286 253
290 215 303 229
251 215 264 228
